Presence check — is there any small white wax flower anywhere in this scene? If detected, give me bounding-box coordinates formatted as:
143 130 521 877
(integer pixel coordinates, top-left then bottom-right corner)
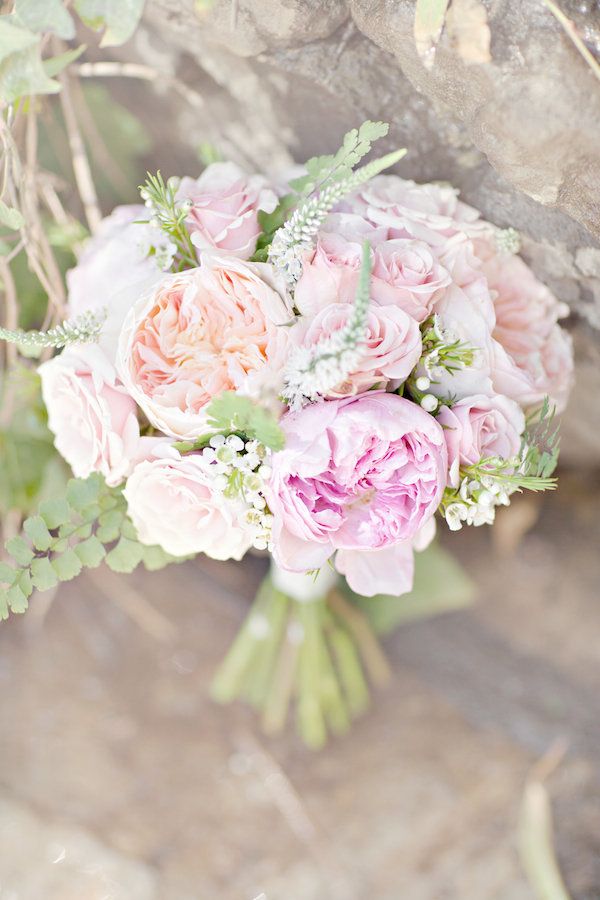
416 376 431 391
226 435 244 451
420 394 438 413
210 434 226 448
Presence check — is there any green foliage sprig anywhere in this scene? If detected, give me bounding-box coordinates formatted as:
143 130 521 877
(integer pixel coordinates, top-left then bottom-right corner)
255 121 406 278
139 171 197 271
521 397 560 479
282 241 373 409
0 308 105 353
0 473 186 619
173 393 285 454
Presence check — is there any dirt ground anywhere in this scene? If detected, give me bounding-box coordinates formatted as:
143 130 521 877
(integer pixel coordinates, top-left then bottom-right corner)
0 476 598 900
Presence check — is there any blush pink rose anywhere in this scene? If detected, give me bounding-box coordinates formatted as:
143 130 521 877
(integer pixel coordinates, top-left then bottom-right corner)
124 446 252 560
342 175 484 248
39 346 149 486
484 254 574 412
266 393 447 597
117 256 292 439
294 232 365 317
295 303 422 396
177 162 277 260
67 205 170 363
371 239 452 322
294 232 451 323
437 394 525 488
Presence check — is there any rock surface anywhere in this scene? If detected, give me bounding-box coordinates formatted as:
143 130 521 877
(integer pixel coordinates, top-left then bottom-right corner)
122 0 600 460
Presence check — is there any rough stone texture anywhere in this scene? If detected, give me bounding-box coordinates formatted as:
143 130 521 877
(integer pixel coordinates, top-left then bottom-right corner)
117 0 600 461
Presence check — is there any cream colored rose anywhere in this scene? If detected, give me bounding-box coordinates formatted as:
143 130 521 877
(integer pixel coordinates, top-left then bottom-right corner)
39 346 145 486
123 447 253 560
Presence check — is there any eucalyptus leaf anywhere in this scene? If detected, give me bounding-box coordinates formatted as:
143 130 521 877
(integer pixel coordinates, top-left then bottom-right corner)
13 0 76 39
73 0 145 47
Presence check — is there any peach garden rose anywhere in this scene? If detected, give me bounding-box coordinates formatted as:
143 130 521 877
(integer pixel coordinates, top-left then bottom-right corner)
117 255 292 439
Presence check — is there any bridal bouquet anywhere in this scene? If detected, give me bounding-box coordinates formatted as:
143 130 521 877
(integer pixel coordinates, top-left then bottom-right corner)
0 121 573 746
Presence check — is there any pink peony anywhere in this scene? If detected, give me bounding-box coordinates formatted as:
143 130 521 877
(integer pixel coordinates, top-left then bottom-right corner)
67 205 171 363
266 393 447 597
177 162 277 260
295 302 422 396
437 394 525 488
484 254 574 412
124 446 252 559
39 346 149 487
117 256 292 439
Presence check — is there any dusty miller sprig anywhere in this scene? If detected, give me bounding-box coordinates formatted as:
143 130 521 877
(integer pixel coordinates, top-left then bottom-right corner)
268 150 406 287
0 308 106 351
282 241 372 409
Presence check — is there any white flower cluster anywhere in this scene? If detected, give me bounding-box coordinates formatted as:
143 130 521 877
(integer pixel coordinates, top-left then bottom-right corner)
203 434 274 551
135 221 177 272
444 473 514 531
282 336 364 411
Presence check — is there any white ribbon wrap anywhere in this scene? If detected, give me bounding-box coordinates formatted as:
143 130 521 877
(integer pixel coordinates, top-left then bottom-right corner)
270 560 338 603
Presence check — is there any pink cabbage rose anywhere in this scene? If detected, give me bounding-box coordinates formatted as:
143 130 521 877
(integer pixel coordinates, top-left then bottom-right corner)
124 446 252 559
266 393 447 597
295 303 422 396
177 162 277 260
117 256 292 439
39 346 148 486
437 394 525 488
67 205 171 362
484 254 574 412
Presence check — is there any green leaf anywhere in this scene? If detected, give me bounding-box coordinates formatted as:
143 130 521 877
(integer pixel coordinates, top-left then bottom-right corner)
7 582 28 613
5 535 34 566
39 497 71 529
141 544 185 571
74 535 106 568
18 569 33 598
105 536 144 574
0 20 37 62
350 542 476 635
206 392 285 451
0 590 9 620
289 121 390 196
96 508 123 542
0 562 15 585
30 556 59 591
66 473 103 511
73 0 145 47
23 515 52 551
43 44 86 78
13 0 76 39
414 0 451 67
0 201 24 231
0 23 60 102
51 548 83 581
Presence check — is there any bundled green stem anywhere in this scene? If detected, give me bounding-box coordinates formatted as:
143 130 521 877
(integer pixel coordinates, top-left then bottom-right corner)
211 571 391 748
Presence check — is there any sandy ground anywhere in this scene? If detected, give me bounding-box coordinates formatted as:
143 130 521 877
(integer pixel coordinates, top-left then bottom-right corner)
0 478 598 900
